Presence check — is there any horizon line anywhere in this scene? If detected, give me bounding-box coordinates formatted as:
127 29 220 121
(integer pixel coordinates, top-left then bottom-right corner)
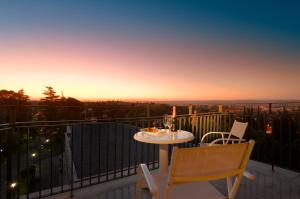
27 98 300 103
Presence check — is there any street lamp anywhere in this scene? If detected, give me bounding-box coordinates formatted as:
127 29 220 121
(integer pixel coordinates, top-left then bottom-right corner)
266 121 274 171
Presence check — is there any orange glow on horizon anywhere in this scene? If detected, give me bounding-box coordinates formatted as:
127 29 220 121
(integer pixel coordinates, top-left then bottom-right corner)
1 34 300 101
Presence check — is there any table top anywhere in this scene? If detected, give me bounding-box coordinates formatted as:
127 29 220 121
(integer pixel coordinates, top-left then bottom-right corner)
133 130 194 145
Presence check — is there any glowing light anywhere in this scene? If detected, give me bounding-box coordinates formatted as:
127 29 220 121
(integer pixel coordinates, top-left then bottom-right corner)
10 182 17 189
266 124 273 135
31 153 37 157
45 139 50 143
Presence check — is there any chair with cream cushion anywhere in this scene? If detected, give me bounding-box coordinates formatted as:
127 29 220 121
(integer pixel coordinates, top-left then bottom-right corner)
136 140 255 199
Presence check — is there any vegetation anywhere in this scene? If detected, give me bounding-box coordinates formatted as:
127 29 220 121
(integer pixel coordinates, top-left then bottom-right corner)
0 86 192 122
0 89 30 122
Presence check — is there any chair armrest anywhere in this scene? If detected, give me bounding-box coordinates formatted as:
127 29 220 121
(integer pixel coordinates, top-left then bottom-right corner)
140 164 159 197
201 132 229 143
227 138 246 143
209 138 226 145
243 171 255 180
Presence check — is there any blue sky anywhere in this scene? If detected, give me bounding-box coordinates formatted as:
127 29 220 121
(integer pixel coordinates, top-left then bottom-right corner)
1 1 299 44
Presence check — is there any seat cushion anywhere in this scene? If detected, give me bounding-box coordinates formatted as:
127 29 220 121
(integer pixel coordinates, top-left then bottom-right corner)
152 173 225 199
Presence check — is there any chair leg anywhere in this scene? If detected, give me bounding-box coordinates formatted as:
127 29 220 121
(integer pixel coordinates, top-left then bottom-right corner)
229 174 243 199
227 176 233 195
136 166 143 199
136 179 143 199
166 184 172 199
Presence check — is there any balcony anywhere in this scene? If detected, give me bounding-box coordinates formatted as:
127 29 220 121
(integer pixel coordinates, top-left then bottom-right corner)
0 111 300 199
47 160 300 199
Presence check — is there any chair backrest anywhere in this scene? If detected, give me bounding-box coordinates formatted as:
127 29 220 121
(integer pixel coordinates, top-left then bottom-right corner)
229 120 248 139
168 140 255 184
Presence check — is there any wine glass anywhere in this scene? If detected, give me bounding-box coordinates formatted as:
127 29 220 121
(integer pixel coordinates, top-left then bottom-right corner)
164 115 173 132
167 120 173 132
163 114 169 129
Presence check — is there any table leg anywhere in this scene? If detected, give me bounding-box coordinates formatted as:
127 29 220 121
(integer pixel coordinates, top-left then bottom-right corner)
159 144 168 173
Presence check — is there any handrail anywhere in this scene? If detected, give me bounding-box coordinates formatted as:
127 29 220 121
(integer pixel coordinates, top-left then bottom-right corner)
0 112 234 128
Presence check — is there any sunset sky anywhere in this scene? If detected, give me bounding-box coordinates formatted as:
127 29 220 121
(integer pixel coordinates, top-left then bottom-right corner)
0 1 299 101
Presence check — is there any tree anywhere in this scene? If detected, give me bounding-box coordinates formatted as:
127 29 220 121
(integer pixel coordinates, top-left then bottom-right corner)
39 86 84 120
16 89 29 103
41 86 60 103
39 86 60 120
0 89 29 105
0 89 30 122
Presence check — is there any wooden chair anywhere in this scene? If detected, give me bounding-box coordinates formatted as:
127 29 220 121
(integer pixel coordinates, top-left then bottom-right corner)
201 120 248 146
136 140 255 199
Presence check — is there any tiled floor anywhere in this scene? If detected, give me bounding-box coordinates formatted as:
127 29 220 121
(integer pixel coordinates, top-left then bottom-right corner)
47 160 300 199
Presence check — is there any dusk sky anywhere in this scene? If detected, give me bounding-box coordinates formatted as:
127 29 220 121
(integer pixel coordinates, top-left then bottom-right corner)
0 1 299 101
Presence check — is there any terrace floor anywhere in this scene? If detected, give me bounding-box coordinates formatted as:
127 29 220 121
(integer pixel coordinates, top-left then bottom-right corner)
47 160 300 199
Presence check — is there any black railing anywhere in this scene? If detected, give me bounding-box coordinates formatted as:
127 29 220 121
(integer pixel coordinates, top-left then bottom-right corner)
0 113 222 199
1 116 173 199
241 109 300 172
0 111 299 198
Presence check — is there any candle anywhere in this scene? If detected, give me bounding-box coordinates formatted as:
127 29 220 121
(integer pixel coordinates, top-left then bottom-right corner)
172 106 176 118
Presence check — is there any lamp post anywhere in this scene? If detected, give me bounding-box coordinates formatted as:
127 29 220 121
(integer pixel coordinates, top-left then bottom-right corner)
266 123 272 135
266 121 274 171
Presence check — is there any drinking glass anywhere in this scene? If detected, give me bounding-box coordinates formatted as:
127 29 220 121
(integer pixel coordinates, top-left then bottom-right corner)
164 115 173 132
163 114 169 129
166 120 173 132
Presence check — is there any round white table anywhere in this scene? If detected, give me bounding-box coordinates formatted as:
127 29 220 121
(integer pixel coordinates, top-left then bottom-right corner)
134 130 194 173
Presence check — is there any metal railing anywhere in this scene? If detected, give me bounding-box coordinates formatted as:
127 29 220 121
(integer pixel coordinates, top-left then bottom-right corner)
0 113 232 199
0 111 299 198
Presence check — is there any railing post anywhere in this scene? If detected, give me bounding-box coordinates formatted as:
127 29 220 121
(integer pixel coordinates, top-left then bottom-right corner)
271 122 275 172
84 104 87 120
288 117 292 169
70 125 74 198
267 104 275 172
6 108 16 199
146 104 150 127
268 103 272 114
191 111 197 136
256 105 260 130
243 106 246 122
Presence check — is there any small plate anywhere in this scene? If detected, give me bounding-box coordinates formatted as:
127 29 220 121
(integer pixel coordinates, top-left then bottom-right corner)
140 128 168 136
